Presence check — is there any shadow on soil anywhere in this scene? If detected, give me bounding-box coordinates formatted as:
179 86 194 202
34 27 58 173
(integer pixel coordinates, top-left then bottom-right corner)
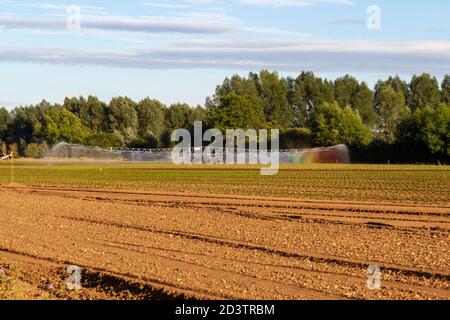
80 270 191 300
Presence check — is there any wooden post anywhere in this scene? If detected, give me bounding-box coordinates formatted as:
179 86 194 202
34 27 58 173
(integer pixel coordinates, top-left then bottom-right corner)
11 152 14 184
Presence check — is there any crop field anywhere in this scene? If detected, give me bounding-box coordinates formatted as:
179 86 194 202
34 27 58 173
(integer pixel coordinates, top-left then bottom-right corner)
0 160 449 300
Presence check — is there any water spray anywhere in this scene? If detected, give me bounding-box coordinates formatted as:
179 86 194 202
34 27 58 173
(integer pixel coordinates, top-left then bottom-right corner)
48 142 351 164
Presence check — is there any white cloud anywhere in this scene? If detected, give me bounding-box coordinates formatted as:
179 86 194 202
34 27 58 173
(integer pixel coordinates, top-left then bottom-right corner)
237 0 354 7
0 2 108 15
0 15 238 34
139 2 192 9
1 39 448 74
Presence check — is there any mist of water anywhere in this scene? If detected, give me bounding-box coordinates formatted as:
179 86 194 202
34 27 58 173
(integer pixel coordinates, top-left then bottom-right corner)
49 142 171 163
48 142 351 164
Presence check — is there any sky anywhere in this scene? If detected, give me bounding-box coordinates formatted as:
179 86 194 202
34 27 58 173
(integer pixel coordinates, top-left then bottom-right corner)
0 0 449 108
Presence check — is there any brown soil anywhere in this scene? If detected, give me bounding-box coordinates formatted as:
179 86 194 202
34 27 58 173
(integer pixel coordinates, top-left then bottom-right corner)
0 185 449 300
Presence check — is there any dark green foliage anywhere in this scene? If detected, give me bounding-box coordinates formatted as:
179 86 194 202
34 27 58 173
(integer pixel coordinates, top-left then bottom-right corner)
334 75 378 127
374 85 409 143
206 74 266 129
8 101 50 144
24 143 49 159
375 76 409 102
250 70 292 128
0 107 10 140
34 107 89 144
288 71 334 128
188 106 207 124
129 134 159 149
63 96 86 117
334 75 360 108
397 104 450 156
136 98 166 137
441 75 450 104
207 93 265 131
159 129 173 148
107 97 138 143
83 132 124 148
79 96 107 133
408 73 441 111
353 82 378 127
280 128 313 149
310 102 372 147
1 71 449 163
165 103 191 130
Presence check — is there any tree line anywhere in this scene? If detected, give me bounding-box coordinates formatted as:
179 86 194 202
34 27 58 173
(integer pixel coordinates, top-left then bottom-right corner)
0 71 449 163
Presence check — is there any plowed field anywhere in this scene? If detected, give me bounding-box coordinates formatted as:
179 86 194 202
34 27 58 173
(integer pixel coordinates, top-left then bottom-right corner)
0 162 449 300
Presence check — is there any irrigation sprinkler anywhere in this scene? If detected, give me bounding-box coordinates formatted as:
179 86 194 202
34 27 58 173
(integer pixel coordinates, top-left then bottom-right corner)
49 143 351 164
0 153 14 184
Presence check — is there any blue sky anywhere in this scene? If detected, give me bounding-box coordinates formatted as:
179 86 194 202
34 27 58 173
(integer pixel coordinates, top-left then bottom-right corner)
0 0 449 108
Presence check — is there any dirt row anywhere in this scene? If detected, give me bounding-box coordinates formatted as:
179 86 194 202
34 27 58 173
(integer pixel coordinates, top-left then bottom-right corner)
0 184 448 300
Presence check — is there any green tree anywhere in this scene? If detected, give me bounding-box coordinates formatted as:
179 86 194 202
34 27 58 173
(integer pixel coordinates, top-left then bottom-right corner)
0 107 10 140
335 76 377 126
1 142 7 156
353 82 378 127
375 76 409 102
398 104 450 156
129 134 159 149
136 98 165 137
206 74 266 128
9 102 50 144
288 71 334 128
18 138 27 156
441 75 450 104
83 132 124 148
63 96 87 117
188 106 207 124
34 107 89 144
186 105 208 135
107 97 138 143
24 143 49 158
374 85 409 143
213 74 262 103
280 128 313 149
251 70 292 128
408 73 441 111
159 128 173 148
9 107 37 143
165 103 191 130
8 143 18 157
207 93 266 131
79 96 107 133
334 75 360 108
310 102 372 147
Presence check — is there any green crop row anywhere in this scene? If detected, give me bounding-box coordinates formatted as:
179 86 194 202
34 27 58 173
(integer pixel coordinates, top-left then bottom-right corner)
0 161 449 205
